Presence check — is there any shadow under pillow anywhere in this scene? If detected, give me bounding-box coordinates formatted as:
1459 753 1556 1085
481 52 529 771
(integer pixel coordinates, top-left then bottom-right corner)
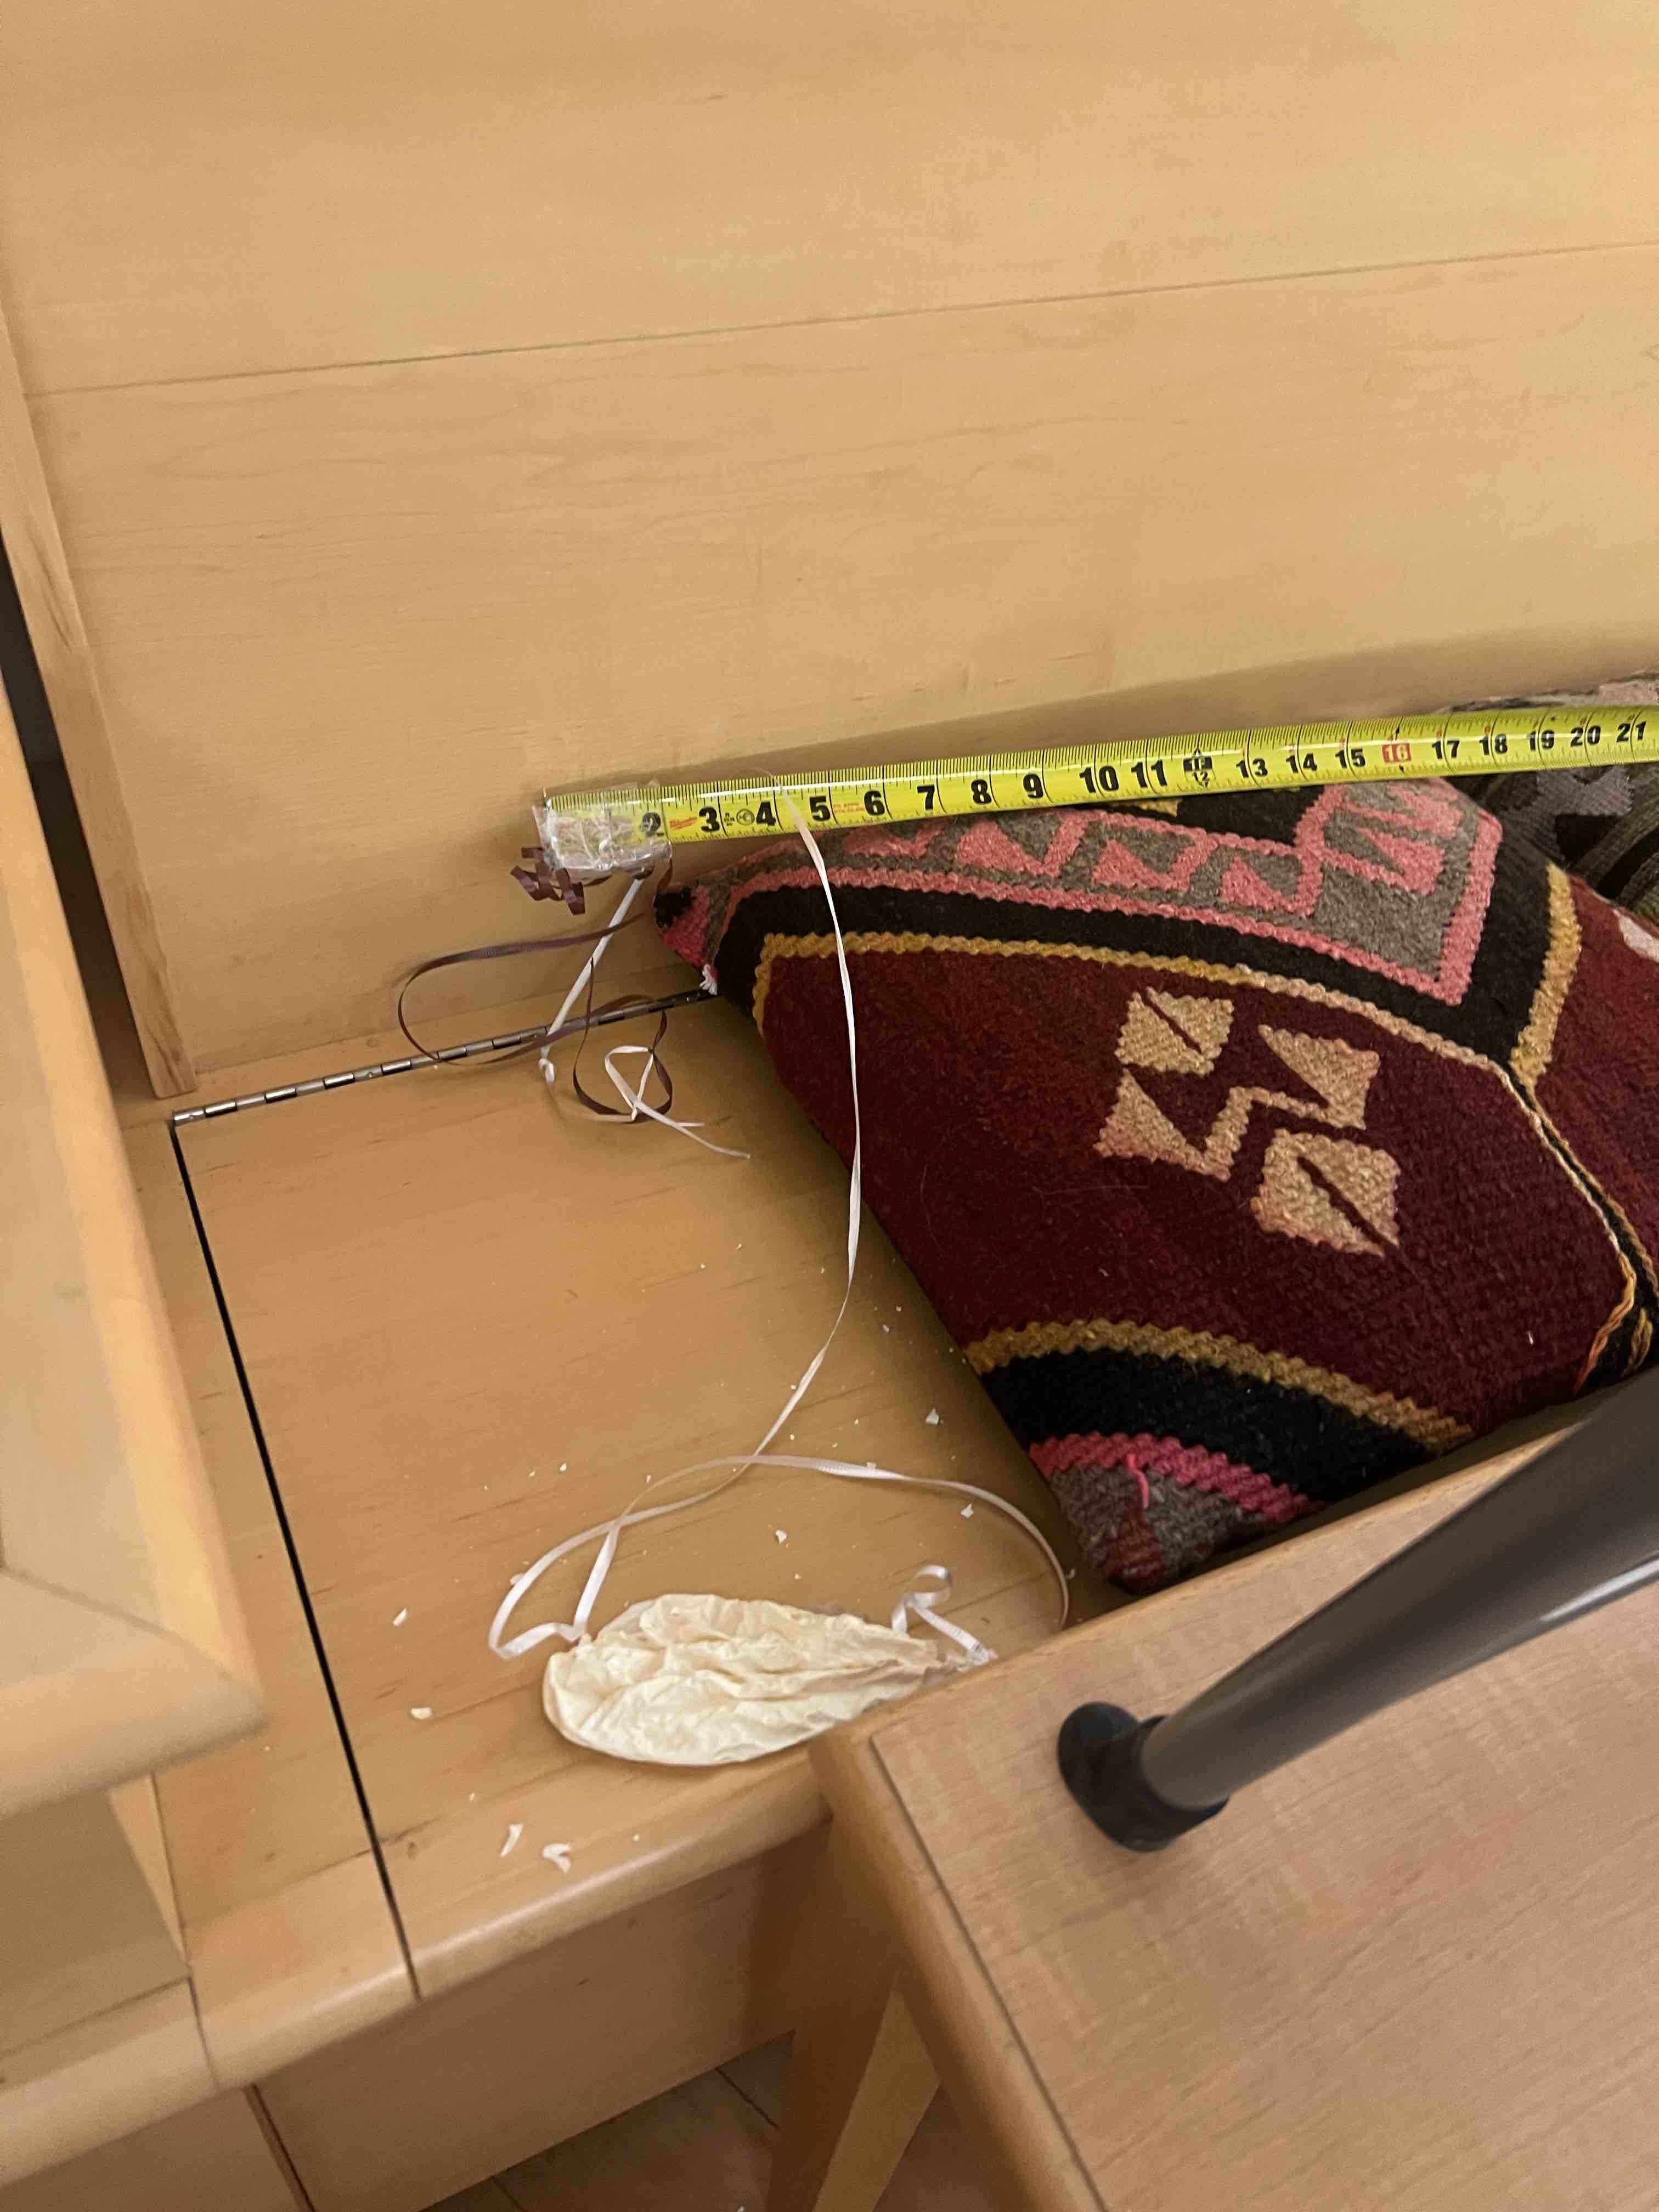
657 782 1659 1593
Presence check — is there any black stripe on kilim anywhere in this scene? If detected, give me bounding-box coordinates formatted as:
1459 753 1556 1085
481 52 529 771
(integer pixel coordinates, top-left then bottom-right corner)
679 825 1552 1067
977 1342 1433 1503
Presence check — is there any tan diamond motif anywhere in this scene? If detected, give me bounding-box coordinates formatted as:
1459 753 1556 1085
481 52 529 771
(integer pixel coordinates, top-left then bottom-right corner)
1252 1132 1400 1256
1098 994 1402 1254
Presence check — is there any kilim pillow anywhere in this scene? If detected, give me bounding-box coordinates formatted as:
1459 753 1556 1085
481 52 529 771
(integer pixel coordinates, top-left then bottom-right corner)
1463 680 1659 922
656 783 1659 1593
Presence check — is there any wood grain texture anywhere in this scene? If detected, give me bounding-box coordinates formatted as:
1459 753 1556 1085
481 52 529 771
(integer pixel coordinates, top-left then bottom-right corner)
30 245 1659 1073
262 1837 824 2212
0 1 1656 392
0 2090 304 2212
0 298 191 1089
0 696 256 1810
176 1008 1099 1993
812 1401 1655 2212
188 1854 412 2087
123 1116 396 1927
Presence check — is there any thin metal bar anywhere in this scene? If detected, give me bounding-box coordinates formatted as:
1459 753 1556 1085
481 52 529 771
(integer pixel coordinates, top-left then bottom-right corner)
1136 1371 1659 1814
168 986 716 1127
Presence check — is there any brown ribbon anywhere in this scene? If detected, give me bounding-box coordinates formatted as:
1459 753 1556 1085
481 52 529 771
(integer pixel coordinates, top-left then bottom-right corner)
394 862 702 1121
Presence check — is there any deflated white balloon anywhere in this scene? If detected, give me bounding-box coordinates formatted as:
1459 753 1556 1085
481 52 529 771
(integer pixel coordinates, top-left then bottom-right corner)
542 1593 983 1766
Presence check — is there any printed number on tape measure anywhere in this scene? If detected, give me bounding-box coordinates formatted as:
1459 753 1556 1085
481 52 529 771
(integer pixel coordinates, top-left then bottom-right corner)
541 707 1657 858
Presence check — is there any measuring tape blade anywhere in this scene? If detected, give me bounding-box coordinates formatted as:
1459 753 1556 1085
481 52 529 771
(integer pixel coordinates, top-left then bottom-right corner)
539 706 1658 869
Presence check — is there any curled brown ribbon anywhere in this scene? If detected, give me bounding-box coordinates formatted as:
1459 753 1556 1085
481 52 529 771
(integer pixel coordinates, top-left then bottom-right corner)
394 862 707 1118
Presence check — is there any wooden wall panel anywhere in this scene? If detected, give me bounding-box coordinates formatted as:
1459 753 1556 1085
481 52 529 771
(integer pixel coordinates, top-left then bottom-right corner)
32 245 1659 1074
0 0 1655 392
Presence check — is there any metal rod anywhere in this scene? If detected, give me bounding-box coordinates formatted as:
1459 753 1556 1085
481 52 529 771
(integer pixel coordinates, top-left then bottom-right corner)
1059 1370 1659 1849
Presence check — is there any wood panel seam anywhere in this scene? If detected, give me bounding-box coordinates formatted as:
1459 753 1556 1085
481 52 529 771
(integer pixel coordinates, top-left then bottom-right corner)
24 232 1659 401
162 1119 421 1995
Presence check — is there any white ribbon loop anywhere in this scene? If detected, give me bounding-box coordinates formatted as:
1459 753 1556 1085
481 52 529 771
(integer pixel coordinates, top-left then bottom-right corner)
494 803 1068 1685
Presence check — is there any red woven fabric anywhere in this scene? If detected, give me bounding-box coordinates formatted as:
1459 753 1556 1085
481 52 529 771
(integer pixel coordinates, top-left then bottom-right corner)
657 783 1659 1592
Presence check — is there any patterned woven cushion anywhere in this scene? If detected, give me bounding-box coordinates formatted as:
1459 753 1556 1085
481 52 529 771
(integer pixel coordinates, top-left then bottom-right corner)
657 783 1659 1592
1462 682 1659 923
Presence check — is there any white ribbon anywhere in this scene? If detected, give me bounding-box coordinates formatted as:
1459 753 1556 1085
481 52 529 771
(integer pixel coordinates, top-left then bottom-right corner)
538 869 751 1157
489 1454 1068 1660
496 799 1068 1668
592 1043 751 1158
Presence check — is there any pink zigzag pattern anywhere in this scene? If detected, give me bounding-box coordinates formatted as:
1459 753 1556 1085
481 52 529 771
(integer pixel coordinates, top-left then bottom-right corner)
671 784 1499 1005
1030 1430 1311 1524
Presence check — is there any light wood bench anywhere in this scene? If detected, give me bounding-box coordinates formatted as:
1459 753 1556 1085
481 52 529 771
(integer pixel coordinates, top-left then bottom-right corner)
2 4 1656 2200
776 1407 1646 2212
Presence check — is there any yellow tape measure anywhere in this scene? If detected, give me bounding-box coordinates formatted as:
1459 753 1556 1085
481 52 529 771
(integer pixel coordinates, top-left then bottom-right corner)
543 705 1658 856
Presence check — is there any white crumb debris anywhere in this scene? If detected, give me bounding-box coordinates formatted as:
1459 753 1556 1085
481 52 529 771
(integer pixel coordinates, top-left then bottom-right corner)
794 1572 802 1581
633 1832 641 1842
410 1706 432 1720
882 1323 890 1333
392 1607 409 1627
1066 1567 1077 1582
541 1843 573 1872
560 1462 569 1471
500 1823 524 1859
961 1504 974 1519
774 1528 788 1545
469 1792 477 1802
925 1408 941 1425
700 1262 707 1269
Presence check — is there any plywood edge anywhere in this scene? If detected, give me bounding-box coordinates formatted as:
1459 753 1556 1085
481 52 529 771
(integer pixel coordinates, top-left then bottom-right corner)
811 1724 1096 2212
0 293 191 1094
187 1853 413 2086
0 1575 261 1818
0 1981 215 2190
